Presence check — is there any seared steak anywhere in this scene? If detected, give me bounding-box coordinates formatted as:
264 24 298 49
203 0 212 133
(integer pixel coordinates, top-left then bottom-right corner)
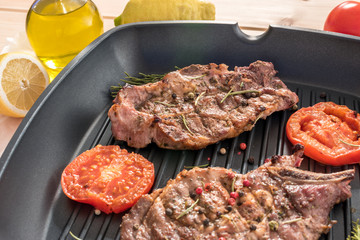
109 61 299 149
120 148 354 240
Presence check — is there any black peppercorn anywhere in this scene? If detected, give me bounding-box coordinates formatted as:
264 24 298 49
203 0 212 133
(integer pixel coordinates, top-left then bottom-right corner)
248 156 255 164
238 190 245 197
172 93 177 99
250 224 257 231
165 208 173 216
203 218 210 227
225 205 233 212
190 192 197 199
259 105 266 112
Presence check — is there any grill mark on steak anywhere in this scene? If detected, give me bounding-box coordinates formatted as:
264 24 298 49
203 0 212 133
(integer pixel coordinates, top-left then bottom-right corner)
120 148 354 240
108 61 299 150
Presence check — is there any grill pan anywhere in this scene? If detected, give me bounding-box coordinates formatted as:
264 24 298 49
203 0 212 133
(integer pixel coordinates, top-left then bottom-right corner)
0 21 359 240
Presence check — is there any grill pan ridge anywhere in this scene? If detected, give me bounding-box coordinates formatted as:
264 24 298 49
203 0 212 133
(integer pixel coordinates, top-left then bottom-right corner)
0 22 359 240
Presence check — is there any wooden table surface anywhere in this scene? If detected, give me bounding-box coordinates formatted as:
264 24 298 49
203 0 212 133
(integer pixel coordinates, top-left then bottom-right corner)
0 0 345 157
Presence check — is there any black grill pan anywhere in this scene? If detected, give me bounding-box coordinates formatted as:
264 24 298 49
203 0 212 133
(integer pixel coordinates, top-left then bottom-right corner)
0 21 359 240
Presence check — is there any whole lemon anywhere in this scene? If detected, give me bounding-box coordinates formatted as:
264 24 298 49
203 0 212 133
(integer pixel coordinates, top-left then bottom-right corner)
114 0 215 26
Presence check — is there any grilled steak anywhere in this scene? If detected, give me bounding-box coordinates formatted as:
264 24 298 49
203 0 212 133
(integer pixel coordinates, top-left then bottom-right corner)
120 147 354 240
108 61 299 150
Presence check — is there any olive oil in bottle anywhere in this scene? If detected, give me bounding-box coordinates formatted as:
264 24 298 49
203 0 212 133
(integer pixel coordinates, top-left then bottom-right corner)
26 0 103 80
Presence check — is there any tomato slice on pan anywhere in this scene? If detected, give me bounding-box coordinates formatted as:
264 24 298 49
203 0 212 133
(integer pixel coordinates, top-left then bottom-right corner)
61 145 154 214
286 102 360 166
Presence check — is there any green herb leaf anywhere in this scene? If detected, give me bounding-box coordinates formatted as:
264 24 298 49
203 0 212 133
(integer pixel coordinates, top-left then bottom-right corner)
340 139 360 147
184 163 209 169
181 114 194 135
231 176 236 192
69 231 82 240
281 217 303 225
347 220 360 240
110 72 166 98
154 101 176 107
221 87 234 103
176 199 199 219
195 91 206 106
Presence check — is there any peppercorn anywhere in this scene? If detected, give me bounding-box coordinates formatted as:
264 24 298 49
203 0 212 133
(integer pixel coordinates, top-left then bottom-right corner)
172 93 177 99
218 237 226 240
203 218 210 227
225 205 233 212
227 171 235 179
243 179 250 187
238 190 245 197
219 147 227 155
165 208 173 216
196 187 203 195
230 192 239 199
259 105 266 112
250 224 257 231
269 220 279 231
204 183 212 191
264 158 271 163
240 143 247 150
228 198 236 206
247 156 255 164
190 192 197 199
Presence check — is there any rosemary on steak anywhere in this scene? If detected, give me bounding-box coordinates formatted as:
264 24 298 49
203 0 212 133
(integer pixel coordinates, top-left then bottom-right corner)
184 163 209 169
110 72 166 98
181 114 194 135
176 199 199 219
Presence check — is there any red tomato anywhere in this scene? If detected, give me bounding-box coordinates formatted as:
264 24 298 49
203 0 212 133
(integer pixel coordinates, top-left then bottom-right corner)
61 145 155 214
286 102 360 166
324 1 360 36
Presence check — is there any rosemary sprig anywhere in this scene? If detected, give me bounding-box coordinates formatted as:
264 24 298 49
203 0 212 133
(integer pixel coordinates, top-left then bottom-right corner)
176 199 199 219
184 163 209 169
154 101 176 107
347 219 360 240
228 89 260 96
185 74 206 79
69 231 82 240
195 91 206 106
281 217 303 225
221 87 234 103
181 114 194 135
231 176 236 192
110 72 166 98
340 139 360 147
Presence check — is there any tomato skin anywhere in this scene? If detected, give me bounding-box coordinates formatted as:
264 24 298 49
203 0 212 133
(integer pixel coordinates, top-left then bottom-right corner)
324 1 360 36
286 102 360 166
61 145 155 214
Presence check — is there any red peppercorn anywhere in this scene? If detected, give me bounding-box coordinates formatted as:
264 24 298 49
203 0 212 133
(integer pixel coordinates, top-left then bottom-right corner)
227 171 235 179
230 191 239 199
204 183 212 191
196 187 203 194
228 197 236 206
240 143 247 150
243 179 250 187
264 158 271 163
218 237 226 240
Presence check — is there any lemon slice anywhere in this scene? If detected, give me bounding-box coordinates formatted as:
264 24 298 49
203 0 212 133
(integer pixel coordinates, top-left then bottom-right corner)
0 52 49 118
